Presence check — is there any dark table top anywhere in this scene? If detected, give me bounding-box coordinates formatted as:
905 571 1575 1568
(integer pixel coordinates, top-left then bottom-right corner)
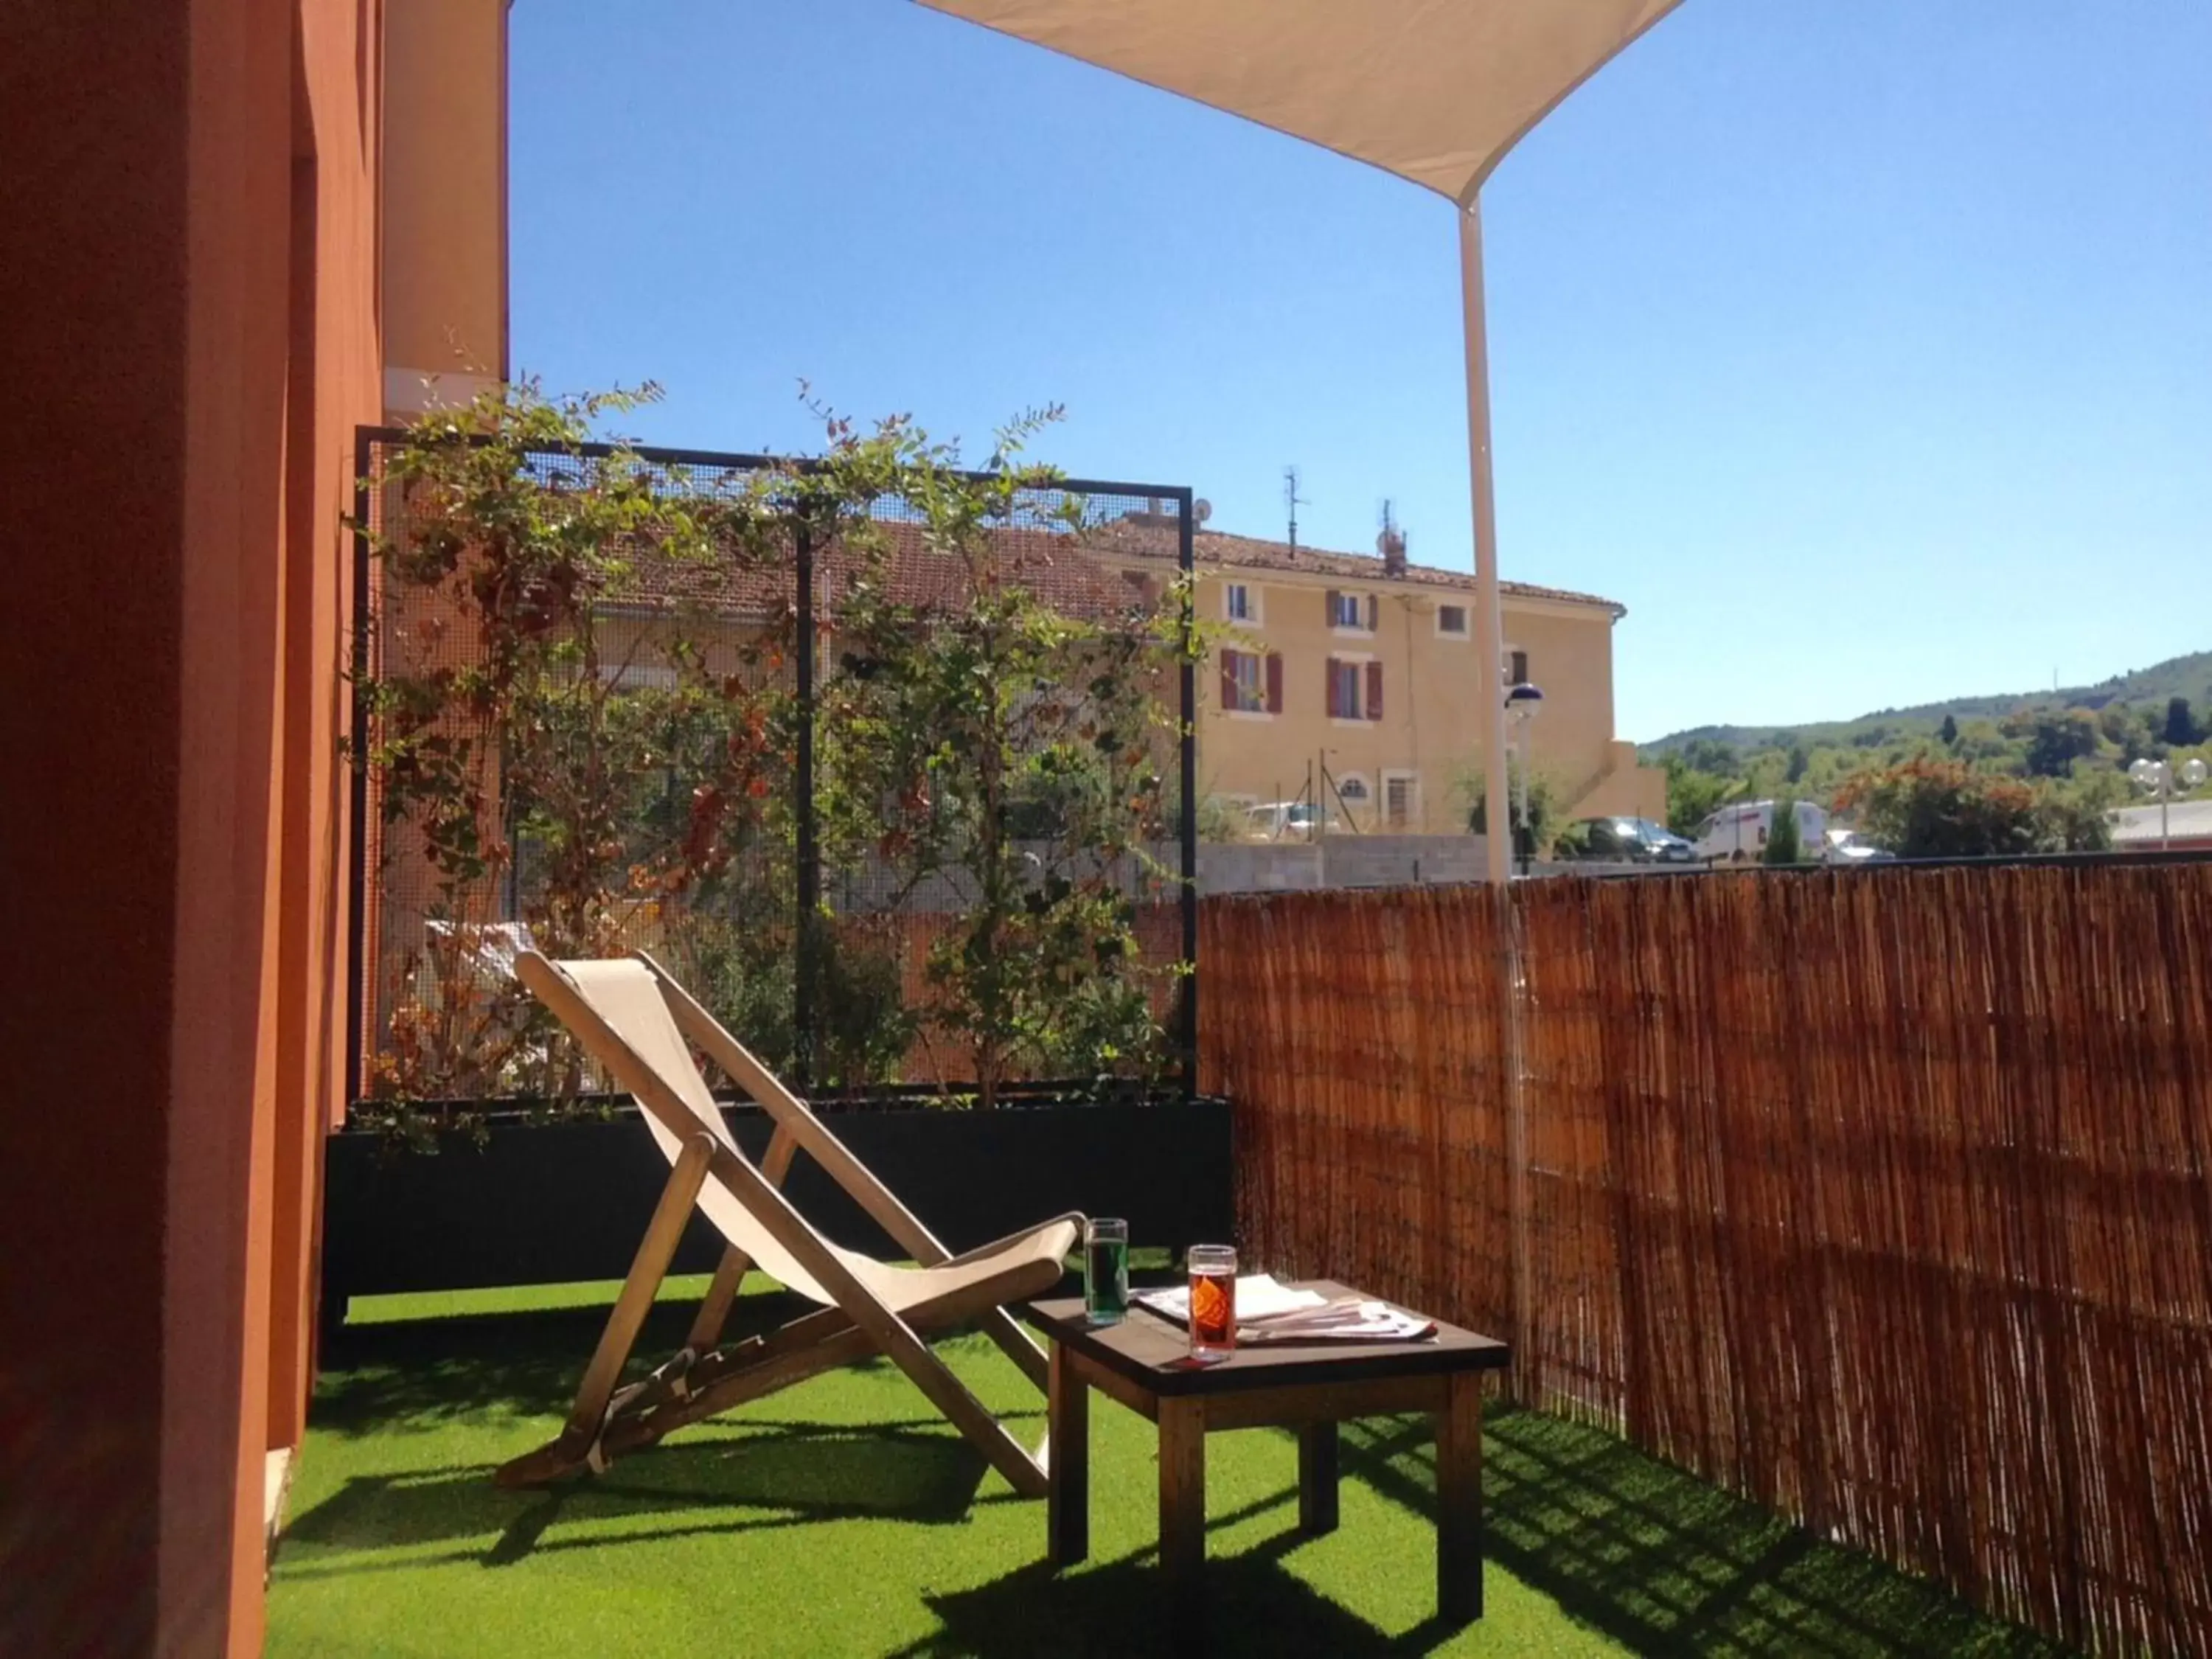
1024 1279 1510 1397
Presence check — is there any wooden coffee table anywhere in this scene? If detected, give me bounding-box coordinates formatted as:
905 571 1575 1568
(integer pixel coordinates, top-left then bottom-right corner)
1024 1281 1510 1626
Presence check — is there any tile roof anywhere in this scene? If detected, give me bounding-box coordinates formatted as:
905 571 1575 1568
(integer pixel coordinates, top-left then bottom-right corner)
587 509 1618 627
1085 515 1625 616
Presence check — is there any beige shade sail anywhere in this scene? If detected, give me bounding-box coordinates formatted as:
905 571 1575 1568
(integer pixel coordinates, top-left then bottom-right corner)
914 0 1683 202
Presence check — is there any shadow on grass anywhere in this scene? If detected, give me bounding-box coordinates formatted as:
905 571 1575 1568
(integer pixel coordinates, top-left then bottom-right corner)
311 1290 827 1437
1340 1408 2071 1659
892 1540 1464 1659
282 1422 1003 1577
316 1268 1093 1439
894 1407 2069 1659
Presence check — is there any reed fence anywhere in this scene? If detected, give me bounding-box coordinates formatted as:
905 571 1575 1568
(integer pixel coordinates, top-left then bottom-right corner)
1202 864 2212 1655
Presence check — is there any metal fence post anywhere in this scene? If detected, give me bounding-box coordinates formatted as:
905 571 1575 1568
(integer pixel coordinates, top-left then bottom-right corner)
1178 493 1200 1099
345 428 374 1104
793 512 818 1091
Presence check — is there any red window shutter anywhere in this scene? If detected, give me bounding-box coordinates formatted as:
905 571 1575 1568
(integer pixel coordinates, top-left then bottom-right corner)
1366 660 1384 721
1265 653 1284 714
1220 648 1240 711
1325 658 1342 718
1366 594 1379 630
1325 588 1340 626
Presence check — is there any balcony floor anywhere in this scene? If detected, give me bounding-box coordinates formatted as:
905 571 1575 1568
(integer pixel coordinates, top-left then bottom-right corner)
268 1277 2067 1657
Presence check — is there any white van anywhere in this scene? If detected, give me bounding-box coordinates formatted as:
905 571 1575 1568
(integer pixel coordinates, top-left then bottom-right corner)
1694 799 1828 863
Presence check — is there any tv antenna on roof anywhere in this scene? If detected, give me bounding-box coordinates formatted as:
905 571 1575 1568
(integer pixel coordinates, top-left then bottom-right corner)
1377 499 1406 558
1284 466 1307 556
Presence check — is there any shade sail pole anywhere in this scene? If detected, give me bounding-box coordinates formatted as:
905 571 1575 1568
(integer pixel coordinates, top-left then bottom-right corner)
1460 198 1513 886
1464 192 1534 1398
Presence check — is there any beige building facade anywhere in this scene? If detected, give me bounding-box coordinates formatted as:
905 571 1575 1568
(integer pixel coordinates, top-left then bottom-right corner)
1107 529 1663 837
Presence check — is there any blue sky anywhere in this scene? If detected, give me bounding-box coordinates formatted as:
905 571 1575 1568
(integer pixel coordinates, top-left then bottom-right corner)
510 0 2211 740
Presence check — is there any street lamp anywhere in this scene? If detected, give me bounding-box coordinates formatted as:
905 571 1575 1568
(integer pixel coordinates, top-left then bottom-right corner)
2129 755 2209 852
1505 681 1544 873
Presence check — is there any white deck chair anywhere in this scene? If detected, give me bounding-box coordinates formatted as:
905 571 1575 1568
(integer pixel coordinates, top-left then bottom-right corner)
495 950 1079 1497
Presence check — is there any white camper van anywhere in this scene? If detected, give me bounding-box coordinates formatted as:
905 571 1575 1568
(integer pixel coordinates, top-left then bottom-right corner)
1693 799 1829 863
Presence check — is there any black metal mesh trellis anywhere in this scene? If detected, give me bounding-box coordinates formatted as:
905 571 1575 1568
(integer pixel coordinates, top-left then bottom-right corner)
347 428 1197 1107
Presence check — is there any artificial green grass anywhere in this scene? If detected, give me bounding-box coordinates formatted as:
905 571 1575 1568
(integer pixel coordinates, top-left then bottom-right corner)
271 1279 2071 1658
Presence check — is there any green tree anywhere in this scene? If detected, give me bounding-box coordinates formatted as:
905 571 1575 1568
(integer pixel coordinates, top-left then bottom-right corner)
2165 696 2199 747
1938 713 1958 747
2008 709 2100 778
1662 756 1735 838
1785 745 1809 784
1679 737 1740 776
1950 717 2017 765
2032 772 2121 853
1835 759 2048 858
1193 793 1247 843
1762 799 1803 866
1461 760 1559 858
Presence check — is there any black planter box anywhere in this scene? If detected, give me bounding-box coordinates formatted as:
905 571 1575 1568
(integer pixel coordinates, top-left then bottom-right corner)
321 1096 1231 1318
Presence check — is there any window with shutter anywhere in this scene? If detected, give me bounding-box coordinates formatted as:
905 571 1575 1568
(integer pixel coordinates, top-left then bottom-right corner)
1366 660 1383 722
1265 653 1284 714
1328 658 1367 720
1221 648 1267 713
1327 589 1368 630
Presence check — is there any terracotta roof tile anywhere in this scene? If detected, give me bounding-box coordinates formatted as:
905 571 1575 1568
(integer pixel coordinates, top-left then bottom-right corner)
599 509 1615 625
1085 516 1624 616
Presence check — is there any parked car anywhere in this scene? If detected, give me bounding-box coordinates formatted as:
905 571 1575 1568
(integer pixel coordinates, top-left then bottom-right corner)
1823 827 1893 865
1693 799 1829 863
1244 801 1341 841
1557 815 1699 863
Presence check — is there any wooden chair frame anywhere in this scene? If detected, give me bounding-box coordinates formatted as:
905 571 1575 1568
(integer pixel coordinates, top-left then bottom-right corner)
495 950 1070 1498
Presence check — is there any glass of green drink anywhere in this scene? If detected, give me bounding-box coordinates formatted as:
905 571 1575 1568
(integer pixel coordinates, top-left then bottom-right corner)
1085 1217 1129 1325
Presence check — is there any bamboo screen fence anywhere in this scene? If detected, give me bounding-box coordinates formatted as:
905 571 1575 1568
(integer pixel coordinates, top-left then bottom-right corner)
1202 864 2212 1655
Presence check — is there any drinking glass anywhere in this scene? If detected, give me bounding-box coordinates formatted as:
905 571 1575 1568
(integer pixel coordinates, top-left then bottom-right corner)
1186 1243 1237 1360
1085 1218 1129 1326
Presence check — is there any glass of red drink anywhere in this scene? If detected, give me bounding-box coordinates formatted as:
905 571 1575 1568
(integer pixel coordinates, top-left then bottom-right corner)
1186 1244 1237 1360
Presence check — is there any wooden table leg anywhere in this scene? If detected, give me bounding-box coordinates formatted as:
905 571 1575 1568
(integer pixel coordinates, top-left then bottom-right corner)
1297 1421 1340 1535
1158 1397 1207 1624
1436 1371 1484 1622
1047 1343 1088 1566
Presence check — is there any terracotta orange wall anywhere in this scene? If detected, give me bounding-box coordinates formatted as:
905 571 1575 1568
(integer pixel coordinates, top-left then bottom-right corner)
0 0 380 1653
